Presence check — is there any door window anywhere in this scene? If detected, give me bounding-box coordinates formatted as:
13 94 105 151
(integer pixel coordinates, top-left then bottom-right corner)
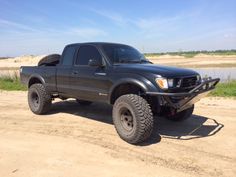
75 45 102 65
62 46 76 66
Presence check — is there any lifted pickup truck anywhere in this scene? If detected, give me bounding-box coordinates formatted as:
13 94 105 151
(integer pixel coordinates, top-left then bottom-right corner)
20 42 220 144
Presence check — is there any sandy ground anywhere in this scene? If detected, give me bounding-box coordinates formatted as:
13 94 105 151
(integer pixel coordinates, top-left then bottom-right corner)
1 54 236 70
1 54 236 79
0 91 235 177
149 54 236 67
0 55 45 69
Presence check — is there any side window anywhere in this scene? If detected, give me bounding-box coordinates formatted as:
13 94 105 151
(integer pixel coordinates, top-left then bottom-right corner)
75 45 102 65
62 46 76 66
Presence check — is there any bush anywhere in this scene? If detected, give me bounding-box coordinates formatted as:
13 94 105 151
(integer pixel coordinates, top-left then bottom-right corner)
209 81 236 97
0 74 27 91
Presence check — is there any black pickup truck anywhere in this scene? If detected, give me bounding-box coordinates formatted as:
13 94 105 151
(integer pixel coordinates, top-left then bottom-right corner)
20 42 219 144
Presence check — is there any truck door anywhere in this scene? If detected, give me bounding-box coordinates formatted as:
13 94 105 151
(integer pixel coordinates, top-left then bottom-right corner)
56 45 76 96
70 45 110 102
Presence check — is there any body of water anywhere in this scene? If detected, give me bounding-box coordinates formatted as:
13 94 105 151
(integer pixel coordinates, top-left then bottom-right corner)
192 67 236 82
0 67 235 82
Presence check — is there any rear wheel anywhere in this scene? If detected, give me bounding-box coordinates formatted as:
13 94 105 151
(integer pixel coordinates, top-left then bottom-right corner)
164 105 194 121
76 99 92 106
28 83 52 114
112 94 153 144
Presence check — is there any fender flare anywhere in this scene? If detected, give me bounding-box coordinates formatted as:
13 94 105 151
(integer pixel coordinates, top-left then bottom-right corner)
108 78 149 104
28 74 46 87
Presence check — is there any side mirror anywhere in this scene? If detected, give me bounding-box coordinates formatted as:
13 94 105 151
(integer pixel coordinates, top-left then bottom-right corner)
88 59 103 67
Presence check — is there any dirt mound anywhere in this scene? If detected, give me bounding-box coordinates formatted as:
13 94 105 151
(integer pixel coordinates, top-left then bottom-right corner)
0 55 45 68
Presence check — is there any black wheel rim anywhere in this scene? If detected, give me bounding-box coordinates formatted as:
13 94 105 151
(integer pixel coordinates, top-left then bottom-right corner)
31 91 40 108
119 107 134 132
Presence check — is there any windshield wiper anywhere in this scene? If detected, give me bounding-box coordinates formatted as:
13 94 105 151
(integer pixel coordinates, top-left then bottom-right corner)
140 59 152 64
119 59 140 63
114 59 151 64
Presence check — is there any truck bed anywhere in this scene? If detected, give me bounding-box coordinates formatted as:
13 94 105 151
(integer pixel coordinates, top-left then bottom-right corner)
20 66 57 92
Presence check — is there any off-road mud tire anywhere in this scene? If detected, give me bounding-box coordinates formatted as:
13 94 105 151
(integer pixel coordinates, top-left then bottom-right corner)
112 94 153 144
28 83 52 114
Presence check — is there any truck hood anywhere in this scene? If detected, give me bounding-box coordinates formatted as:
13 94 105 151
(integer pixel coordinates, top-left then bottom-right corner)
114 64 199 78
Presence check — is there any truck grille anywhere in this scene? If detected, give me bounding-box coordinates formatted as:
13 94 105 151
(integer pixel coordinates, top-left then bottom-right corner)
181 76 198 88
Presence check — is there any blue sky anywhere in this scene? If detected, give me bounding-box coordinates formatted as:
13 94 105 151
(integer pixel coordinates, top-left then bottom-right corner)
0 0 236 56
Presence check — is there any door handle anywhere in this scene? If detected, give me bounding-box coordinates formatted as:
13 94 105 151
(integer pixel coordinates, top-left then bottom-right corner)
95 72 106 76
72 71 78 75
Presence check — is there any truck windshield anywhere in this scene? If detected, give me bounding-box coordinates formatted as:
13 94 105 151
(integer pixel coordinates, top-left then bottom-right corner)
102 44 149 64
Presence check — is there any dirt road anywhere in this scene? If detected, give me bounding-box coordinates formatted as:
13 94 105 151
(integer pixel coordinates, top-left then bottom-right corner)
0 91 235 177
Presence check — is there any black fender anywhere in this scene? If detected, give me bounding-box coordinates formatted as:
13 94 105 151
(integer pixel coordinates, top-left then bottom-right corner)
108 76 157 103
28 74 46 88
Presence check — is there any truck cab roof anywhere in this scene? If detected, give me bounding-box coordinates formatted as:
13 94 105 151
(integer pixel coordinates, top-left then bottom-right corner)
65 42 130 48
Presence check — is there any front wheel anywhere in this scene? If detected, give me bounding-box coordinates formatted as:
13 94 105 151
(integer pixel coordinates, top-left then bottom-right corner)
164 105 194 121
112 94 153 144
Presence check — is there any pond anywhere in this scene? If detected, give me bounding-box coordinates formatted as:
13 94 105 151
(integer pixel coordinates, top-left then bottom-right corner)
190 67 236 82
0 67 235 82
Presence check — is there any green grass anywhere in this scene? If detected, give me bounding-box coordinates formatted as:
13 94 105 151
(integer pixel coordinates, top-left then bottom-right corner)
144 49 236 58
0 73 235 98
209 81 236 97
0 77 27 91
179 53 197 58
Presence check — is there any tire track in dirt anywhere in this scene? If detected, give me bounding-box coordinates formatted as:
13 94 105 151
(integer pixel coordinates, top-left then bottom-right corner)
0 115 234 176
0 91 236 177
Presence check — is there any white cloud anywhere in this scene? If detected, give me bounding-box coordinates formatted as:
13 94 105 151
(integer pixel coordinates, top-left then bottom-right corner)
91 9 129 26
0 18 39 32
134 15 181 30
90 9 184 38
68 27 107 38
0 18 107 39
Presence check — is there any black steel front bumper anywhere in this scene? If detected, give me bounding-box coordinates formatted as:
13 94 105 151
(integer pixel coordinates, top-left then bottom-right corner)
146 78 220 112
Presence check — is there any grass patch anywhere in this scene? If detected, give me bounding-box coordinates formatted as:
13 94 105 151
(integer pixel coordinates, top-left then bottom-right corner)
0 71 235 97
144 49 236 58
179 53 197 58
209 81 236 97
0 76 27 91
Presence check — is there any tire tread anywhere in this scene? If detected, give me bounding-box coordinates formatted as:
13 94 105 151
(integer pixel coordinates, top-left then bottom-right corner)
113 94 153 144
28 83 51 114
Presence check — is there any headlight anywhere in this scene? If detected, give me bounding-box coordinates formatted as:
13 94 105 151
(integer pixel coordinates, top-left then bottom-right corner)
156 77 176 89
155 78 168 89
